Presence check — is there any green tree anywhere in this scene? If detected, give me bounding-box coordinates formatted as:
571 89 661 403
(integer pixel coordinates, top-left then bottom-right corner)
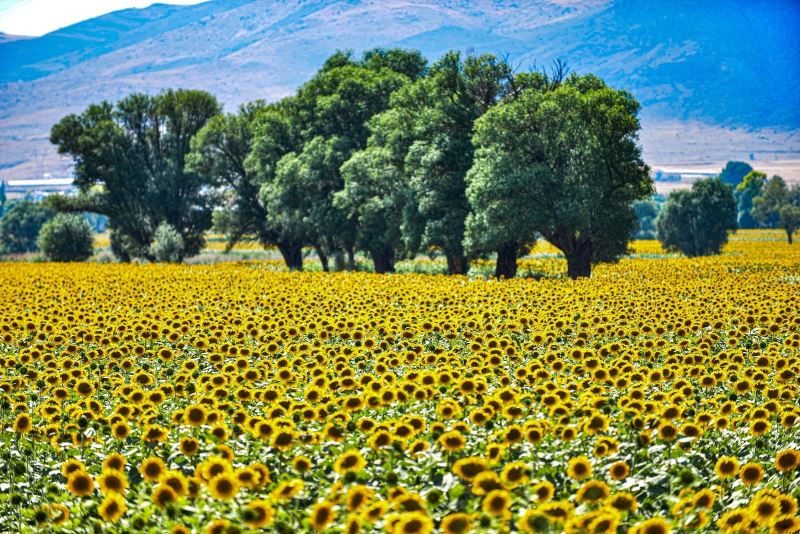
50 89 220 261
657 177 737 256
347 52 526 275
633 199 660 239
0 199 53 253
752 175 800 243
37 213 94 262
337 146 410 273
734 170 766 229
149 222 185 263
259 49 420 272
466 74 652 279
188 101 311 269
719 160 753 187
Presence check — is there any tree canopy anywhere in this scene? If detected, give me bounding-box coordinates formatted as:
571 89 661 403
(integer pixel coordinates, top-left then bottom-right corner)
50 89 220 260
752 175 800 243
657 177 737 256
466 73 652 278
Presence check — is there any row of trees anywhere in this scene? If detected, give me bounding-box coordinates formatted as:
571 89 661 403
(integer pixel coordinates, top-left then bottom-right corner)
50 49 653 279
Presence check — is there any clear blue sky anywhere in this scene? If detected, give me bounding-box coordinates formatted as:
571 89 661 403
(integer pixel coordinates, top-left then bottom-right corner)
0 0 207 36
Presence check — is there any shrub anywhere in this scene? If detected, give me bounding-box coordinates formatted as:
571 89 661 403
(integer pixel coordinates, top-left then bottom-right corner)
149 222 184 263
37 213 94 262
657 177 737 257
0 200 53 253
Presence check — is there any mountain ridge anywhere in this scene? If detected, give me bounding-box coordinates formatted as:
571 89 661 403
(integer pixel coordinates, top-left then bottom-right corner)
1 0 798 181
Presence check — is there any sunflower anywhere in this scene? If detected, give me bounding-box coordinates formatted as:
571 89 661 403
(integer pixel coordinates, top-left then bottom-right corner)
346 485 374 512
151 484 178 508
608 461 629 481
393 511 433 534
497 461 528 488
471 471 504 495
200 456 232 480
481 489 512 517
205 519 231 534
588 511 620 534
606 491 638 512
13 413 33 433
452 457 487 482
517 509 550 533
750 493 780 525
441 513 472 534
98 493 126 522
538 500 574 523
183 404 207 427
438 430 466 452
714 456 740 479
576 480 610 503
61 458 85 478
66 470 94 497
334 449 365 474
751 419 771 437
774 449 800 473
310 501 336 531
160 470 188 496
361 500 389 524
739 462 764 486
271 478 304 502
692 488 716 509
292 455 313 474
533 480 555 503
244 499 275 529
179 436 200 456
42 503 69 526
208 473 239 500
771 515 800 534
657 422 678 441
269 428 296 451
632 517 671 534
140 456 166 482
97 469 128 495
102 453 126 471
716 508 748 532
74 380 94 397
567 456 592 480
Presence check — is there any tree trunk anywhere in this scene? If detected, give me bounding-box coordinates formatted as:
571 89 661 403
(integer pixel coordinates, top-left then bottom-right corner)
333 250 346 271
494 244 518 279
371 248 395 274
315 245 329 272
346 248 356 271
277 242 303 271
787 228 794 244
565 244 592 279
446 253 469 275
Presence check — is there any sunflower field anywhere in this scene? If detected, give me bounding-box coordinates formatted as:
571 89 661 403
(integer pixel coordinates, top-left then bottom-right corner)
1 231 799 534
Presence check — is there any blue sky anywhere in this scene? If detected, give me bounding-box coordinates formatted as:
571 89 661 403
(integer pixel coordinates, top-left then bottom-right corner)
0 0 207 36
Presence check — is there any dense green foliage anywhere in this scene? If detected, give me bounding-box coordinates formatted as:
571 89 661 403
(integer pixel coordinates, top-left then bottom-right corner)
466 74 652 278
719 160 753 187
657 177 737 256
0 199 53 254
148 222 185 263
633 199 660 239
50 89 220 261
37 213 94 262
752 175 800 243
50 49 658 277
734 170 766 229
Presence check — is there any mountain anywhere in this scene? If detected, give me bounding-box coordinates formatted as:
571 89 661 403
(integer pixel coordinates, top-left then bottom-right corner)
1 0 799 182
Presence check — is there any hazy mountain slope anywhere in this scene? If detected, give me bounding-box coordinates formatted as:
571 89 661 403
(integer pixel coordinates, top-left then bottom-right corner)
510 0 800 127
0 0 798 181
